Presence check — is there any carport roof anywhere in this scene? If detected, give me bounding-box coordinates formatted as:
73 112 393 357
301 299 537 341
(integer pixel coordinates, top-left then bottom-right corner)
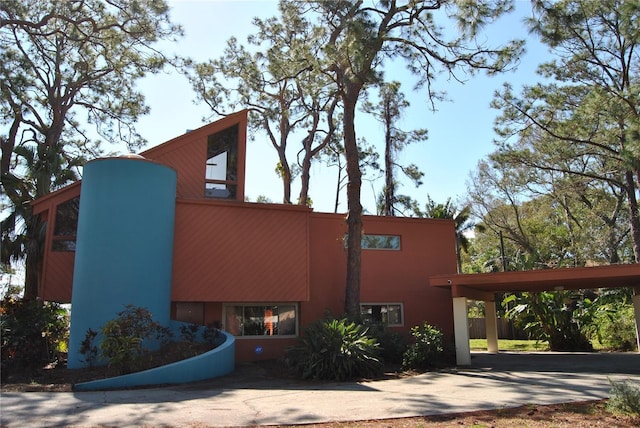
430 263 640 300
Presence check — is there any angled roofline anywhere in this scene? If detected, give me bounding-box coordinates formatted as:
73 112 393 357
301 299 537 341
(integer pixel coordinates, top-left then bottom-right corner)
31 110 249 213
31 181 82 215
141 110 248 159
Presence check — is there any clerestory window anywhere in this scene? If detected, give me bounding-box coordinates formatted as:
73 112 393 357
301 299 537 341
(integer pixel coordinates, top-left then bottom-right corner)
52 197 80 251
205 125 238 199
344 234 401 250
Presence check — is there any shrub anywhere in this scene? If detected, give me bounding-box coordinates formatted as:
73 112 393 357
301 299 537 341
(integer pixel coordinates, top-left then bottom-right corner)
99 305 172 375
286 318 383 381
79 328 99 368
0 287 69 372
366 322 407 364
203 321 222 344
402 322 447 370
593 305 637 351
180 323 200 342
607 379 640 415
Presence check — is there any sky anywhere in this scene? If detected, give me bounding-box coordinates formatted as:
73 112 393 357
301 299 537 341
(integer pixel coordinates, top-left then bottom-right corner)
132 0 550 214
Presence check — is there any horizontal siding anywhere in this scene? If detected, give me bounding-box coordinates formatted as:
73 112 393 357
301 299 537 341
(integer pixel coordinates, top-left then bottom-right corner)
171 201 310 302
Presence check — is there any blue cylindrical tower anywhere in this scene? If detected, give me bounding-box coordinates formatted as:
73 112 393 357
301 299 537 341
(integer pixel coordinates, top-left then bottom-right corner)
67 156 177 368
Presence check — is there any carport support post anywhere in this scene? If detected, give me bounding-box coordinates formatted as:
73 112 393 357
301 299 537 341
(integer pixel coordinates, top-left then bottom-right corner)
485 299 499 354
634 287 640 353
453 297 471 366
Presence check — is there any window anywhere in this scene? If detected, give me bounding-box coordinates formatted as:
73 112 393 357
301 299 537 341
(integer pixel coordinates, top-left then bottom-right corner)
52 197 80 251
205 125 238 199
361 303 403 326
224 304 297 337
344 234 401 250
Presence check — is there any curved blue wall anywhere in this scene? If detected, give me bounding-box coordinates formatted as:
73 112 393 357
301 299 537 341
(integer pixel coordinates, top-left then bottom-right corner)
68 157 177 369
74 329 235 391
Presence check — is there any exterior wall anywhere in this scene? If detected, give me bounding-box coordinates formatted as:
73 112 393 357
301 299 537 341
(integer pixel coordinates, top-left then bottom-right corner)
41 251 75 302
170 200 311 302
303 213 456 336
190 211 457 361
32 183 81 303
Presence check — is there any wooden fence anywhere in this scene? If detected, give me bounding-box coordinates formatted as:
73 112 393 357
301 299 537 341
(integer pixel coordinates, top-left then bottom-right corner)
468 318 527 339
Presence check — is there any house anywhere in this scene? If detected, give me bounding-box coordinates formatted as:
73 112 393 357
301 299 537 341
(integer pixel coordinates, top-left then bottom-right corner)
31 110 459 368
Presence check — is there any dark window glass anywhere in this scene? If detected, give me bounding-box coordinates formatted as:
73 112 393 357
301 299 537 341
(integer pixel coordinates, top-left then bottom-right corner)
52 240 76 252
54 197 80 237
52 197 79 252
205 125 238 199
344 234 401 250
224 304 297 337
362 235 401 250
361 304 403 326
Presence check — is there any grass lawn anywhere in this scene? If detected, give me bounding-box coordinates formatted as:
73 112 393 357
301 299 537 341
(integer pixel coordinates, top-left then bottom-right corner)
469 339 549 351
470 338 608 351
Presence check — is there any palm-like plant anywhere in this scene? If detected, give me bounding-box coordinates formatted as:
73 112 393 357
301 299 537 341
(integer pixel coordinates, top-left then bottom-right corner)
286 318 382 381
424 196 475 273
1 144 81 299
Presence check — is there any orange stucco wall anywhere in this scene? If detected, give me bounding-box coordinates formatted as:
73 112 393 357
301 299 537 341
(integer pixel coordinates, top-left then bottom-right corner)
171 199 311 302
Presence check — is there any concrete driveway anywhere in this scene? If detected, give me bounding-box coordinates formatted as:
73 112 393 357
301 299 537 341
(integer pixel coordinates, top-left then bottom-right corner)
1 352 639 427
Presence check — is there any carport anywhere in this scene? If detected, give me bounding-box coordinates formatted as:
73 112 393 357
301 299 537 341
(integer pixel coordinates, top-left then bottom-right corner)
430 263 640 365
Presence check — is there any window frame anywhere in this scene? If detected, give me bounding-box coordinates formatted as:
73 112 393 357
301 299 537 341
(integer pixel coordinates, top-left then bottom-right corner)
51 196 80 252
360 302 404 327
204 124 239 199
344 234 402 251
222 303 298 339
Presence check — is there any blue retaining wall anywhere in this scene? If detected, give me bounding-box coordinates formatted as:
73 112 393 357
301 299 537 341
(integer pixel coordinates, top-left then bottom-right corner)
74 330 235 391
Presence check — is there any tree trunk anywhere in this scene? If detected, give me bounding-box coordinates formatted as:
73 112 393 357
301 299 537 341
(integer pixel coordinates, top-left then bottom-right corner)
22 213 44 300
342 89 363 320
299 144 312 206
624 170 640 263
383 110 394 216
23 252 40 301
280 161 292 204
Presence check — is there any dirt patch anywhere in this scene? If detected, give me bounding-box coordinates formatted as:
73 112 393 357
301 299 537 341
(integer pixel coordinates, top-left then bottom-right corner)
291 400 640 427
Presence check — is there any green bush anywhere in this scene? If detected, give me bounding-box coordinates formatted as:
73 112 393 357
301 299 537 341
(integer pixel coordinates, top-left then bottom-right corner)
286 318 383 381
203 321 222 344
607 379 640 415
402 322 447 370
79 328 99 368
1 287 69 372
99 305 171 375
366 322 407 364
592 305 637 351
